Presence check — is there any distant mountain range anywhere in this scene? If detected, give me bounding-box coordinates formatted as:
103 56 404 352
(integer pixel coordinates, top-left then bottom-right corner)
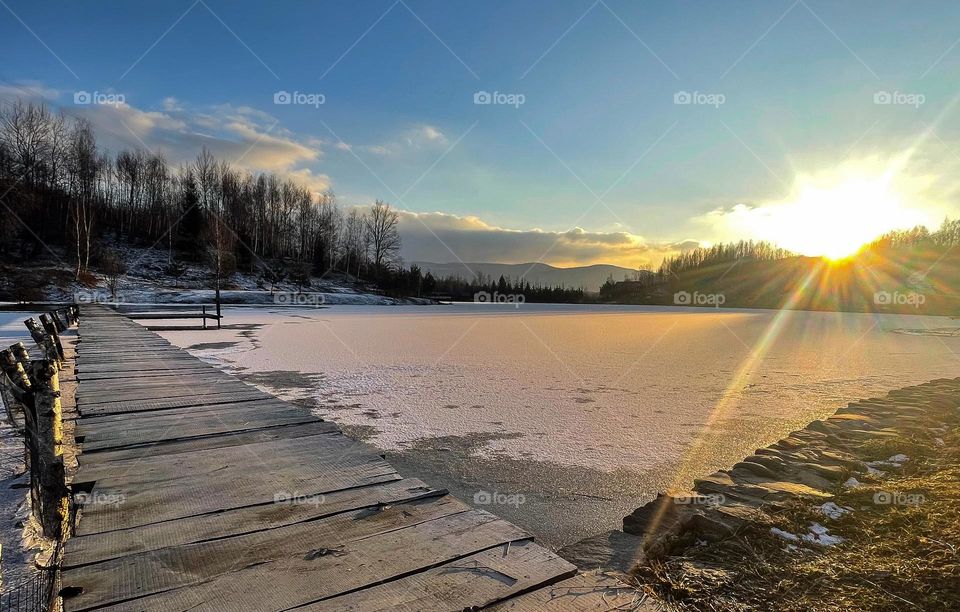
411 261 640 292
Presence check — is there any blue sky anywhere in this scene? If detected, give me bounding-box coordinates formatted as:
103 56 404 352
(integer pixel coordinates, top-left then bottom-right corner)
3 0 960 266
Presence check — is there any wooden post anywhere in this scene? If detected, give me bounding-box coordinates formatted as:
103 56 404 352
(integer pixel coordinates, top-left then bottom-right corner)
29 359 66 538
203 305 207 330
10 342 31 366
0 349 32 393
38 314 65 362
24 317 46 346
49 310 66 333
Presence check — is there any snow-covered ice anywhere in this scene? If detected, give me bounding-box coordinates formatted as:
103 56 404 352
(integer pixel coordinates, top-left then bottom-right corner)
156 304 960 474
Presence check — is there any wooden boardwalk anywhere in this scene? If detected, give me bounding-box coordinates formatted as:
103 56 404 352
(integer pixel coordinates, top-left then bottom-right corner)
61 306 639 611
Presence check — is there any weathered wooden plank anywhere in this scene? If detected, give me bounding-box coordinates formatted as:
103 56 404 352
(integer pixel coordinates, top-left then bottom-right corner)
78 390 269 416
77 382 257 405
486 572 652 611
64 478 441 568
76 368 216 381
75 429 377 487
314 539 577 611
76 420 339 464
78 411 320 452
68 511 529 612
64 495 470 610
76 398 296 427
75 453 399 533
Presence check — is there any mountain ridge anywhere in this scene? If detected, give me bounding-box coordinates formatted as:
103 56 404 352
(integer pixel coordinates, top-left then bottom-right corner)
411 261 640 291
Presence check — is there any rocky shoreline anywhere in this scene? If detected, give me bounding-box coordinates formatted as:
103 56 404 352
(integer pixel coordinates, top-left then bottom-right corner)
560 376 960 607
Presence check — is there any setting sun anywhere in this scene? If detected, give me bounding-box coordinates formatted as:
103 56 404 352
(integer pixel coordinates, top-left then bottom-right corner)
736 161 936 260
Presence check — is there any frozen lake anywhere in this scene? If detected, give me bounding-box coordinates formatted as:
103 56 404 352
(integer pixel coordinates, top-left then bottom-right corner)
154 304 960 546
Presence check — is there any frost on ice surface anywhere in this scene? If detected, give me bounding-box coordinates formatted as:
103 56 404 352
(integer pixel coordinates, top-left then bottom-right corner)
843 477 861 488
819 501 852 520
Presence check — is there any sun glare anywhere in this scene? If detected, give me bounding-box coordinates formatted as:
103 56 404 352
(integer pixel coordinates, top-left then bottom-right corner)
745 164 934 260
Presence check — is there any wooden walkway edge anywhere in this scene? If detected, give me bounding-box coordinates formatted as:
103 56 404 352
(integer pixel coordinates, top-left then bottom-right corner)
61 306 641 611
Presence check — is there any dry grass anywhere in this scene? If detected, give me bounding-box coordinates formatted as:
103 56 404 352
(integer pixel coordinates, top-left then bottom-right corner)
635 428 960 611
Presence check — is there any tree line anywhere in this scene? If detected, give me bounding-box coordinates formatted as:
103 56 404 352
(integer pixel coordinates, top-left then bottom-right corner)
0 99 403 289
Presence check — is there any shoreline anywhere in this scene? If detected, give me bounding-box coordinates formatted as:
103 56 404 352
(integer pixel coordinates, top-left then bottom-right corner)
560 376 960 609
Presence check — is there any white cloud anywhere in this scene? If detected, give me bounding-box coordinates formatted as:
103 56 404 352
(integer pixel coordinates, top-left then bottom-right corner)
71 99 331 193
394 209 691 268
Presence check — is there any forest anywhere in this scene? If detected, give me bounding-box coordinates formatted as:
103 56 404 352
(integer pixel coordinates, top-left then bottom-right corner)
0 99 422 295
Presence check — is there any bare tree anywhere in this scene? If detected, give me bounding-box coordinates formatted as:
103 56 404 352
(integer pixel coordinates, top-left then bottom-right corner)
365 200 400 279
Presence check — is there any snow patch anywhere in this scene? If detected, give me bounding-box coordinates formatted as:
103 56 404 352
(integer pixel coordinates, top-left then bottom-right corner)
818 501 852 520
801 522 845 547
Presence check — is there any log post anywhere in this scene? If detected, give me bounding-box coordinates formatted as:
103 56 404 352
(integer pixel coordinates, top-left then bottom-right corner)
0 349 32 393
10 341 31 367
29 359 66 538
38 314 65 362
24 318 46 346
49 310 66 333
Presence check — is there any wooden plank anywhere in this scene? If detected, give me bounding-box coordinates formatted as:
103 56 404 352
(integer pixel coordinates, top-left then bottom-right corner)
313 539 577 611
67 511 530 612
78 411 320 452
76 420 339 464
78 390 269 416
127 312 221 320
75 429 377 487
77 375 234 393
77 382 257 405
75 450 399 532
486 572 653 611
76 368 215 381
64 495 470 609
64 479 441 568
